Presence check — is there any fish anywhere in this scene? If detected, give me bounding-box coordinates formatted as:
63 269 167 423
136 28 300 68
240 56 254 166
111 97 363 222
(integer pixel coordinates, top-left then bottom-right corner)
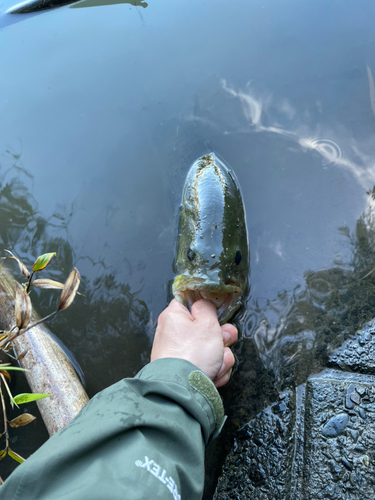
0 265 89 436
173 153 250 324
6 0 146 14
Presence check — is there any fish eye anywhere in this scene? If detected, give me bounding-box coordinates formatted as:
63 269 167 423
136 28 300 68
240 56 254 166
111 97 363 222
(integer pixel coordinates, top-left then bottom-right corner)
235 250 241 265
187 248 195 261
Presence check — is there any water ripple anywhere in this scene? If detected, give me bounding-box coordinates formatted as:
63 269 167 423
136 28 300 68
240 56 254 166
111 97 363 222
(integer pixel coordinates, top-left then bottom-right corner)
300 138 342 164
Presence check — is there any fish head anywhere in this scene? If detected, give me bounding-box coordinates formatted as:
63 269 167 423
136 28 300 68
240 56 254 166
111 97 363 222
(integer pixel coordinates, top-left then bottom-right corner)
173 153 249 324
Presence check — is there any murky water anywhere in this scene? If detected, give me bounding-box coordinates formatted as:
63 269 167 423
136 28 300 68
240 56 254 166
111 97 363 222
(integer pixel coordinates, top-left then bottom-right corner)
1 0 375 495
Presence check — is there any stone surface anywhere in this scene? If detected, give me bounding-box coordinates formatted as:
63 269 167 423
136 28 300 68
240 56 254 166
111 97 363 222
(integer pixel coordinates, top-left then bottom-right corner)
214 319 375 499
214 390 296 499
302 371 375 499
328 318 375 375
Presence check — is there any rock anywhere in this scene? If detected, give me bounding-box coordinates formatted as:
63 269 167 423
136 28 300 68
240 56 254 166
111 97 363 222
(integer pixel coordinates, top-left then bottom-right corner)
322 413 349 438
214 318 375 499
350 392 361 405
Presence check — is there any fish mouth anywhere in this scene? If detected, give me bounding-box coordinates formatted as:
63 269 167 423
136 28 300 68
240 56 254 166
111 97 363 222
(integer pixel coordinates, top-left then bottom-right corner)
173 276 242 324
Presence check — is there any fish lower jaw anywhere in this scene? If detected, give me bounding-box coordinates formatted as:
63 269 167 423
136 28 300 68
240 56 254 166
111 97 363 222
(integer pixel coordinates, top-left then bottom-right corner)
174 288 241 323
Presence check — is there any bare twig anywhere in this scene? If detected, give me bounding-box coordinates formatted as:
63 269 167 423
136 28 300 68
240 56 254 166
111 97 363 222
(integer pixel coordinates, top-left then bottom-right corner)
361 266 375 280
25 272 34 294
0 381 9 451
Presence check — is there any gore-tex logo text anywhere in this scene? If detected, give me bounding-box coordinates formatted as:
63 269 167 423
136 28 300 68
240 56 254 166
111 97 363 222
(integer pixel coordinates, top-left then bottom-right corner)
135 456 181 500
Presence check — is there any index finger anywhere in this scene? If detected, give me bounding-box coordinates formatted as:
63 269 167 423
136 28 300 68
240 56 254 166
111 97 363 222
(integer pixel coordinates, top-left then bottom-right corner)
221 323 238 346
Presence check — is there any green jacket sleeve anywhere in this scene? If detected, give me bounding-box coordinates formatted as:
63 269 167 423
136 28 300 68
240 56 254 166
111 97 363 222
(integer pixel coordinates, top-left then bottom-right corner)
0 358 226 500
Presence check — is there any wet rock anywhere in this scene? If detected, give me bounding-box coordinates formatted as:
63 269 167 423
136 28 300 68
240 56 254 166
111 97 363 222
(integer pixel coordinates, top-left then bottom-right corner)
358 408 367 420
345 395 355 409
329 459 343 479
350 392 361 405
354 444 366 453
328 319 375 374
341 457 353 471
215 320 375 500
356 386 366 397
345 384 356 409
215 371 375 499
349 429 359 441
322 413 349 438
272 402 287 414
214 391 294 499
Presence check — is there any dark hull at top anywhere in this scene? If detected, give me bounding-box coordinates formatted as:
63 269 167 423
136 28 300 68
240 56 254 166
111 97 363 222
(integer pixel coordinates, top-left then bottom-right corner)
173 153 249 324
5 0 146 13
6 0 75 13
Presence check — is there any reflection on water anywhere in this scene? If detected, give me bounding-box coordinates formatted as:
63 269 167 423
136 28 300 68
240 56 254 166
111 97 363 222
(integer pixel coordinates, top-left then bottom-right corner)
367 65 375 117
299 138 342 165
0 152 151 391
193 73 375 426
228 193 375 423
196 76 375 191
70 0 147 8
0 153 151 477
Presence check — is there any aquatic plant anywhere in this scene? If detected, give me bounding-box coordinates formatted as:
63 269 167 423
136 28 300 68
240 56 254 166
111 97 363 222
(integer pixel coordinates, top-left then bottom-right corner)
0 252 80 465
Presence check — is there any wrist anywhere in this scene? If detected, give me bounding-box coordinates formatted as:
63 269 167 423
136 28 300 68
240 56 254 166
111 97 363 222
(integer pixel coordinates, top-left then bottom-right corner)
136 358 226 442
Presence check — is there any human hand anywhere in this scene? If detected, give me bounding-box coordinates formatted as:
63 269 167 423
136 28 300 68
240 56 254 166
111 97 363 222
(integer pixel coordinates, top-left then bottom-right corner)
151 299 237 388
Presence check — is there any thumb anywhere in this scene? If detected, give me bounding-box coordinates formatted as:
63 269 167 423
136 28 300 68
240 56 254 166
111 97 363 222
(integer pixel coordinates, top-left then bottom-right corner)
191 299 219 322
158 299 192 325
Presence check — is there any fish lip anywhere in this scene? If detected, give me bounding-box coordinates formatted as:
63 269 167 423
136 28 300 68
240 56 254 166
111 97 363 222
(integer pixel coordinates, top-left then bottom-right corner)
173 276 242 294
172 275 243 324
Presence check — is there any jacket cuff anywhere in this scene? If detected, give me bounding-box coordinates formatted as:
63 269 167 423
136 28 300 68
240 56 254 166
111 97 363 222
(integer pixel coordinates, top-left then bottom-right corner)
135 358 226 443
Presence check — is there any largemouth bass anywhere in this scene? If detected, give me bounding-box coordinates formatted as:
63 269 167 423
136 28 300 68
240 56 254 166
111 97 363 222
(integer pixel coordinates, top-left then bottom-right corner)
173 153 249 324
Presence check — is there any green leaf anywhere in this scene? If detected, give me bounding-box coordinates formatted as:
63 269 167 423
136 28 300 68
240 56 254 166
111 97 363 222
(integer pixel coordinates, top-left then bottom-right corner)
9 413 37 428
0 373 15 409
0 449 7 461
4 250 31 278
32 279 64 290
8 449 25 463
58 268 80 311
32 252 56 272
0 366 28 372
13 393 51 405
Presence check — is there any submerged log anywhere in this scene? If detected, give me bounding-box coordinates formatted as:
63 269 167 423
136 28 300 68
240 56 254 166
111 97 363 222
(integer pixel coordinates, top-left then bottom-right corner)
0 265 89 436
